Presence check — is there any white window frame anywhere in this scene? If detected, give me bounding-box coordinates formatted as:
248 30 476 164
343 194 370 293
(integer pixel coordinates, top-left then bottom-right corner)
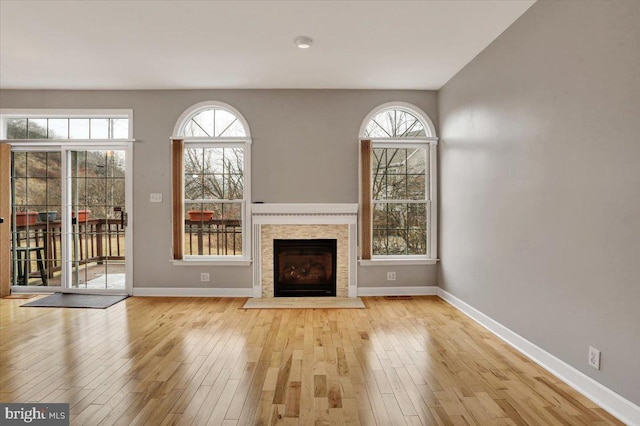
172 101 252 265
359 102 438 266
0 109 134 142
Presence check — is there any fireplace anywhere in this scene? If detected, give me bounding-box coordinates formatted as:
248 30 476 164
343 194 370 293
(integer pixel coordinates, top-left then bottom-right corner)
252 203 358 298
273 239 337 297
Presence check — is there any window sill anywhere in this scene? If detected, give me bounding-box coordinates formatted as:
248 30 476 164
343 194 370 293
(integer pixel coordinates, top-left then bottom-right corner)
171 258 252 266
359 258 439 266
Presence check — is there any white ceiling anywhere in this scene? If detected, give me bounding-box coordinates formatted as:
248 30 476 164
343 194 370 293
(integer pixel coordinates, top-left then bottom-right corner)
0 0 535 90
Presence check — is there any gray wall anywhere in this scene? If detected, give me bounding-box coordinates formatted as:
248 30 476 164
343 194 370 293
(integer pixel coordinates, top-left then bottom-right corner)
438 0 640 405
0 89 438 289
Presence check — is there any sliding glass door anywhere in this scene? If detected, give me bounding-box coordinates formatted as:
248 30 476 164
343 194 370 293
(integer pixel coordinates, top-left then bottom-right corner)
10 145 132 293
65 149 128 290
11 150 63 288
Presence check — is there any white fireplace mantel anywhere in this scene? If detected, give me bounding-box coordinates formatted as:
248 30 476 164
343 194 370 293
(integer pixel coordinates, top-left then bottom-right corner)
252 203 358 216
251 203 359 298
252 203 358 226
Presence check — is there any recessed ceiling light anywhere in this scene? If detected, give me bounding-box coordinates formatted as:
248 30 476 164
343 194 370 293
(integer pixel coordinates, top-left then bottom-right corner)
294 36 313 49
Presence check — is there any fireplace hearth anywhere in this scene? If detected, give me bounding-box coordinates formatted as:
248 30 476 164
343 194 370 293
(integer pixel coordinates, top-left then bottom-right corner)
274 239 337 297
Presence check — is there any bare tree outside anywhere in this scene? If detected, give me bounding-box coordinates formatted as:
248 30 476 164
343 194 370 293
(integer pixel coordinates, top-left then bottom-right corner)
184 147 244 201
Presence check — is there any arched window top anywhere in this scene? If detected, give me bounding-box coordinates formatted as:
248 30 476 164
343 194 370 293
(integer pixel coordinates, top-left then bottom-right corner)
360 102 436 139
173 101 250 138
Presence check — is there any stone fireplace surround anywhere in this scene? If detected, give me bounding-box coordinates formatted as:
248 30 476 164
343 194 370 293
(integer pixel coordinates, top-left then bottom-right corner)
252 204 358 298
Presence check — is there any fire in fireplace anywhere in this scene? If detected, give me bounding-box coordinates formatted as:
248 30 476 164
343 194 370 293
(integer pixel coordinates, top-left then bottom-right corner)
273 239 337 297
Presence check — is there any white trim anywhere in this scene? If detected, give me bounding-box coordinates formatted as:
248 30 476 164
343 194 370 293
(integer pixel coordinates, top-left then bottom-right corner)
175 137 251 145
358 101 436 138
348 223 358 297
61 146 70 290
1 142 61 152
253 214 357 226
171 259 252 266
4 139 136 147
371 199 427 205
0 108 132 118
252 203 358 215
124 143 134 296
366 138 438 146
252 204 358 226
357 286 439 296
429 143 438 259
252 224 262 297
437 289 640 426
172 100 251 138
358 138 363 260
185 199 244 204
132 287 253 297
359 258 438 266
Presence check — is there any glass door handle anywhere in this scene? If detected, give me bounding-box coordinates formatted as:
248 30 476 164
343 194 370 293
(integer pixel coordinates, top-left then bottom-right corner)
114 206 127 228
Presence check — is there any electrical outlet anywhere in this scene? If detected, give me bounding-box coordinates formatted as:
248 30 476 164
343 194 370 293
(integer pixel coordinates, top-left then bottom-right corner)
387 271 396 281
150 193 163 203
588 346 600 370
200 272 210 282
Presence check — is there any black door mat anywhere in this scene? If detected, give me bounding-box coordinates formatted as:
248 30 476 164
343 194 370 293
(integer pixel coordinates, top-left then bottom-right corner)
21 293 128 309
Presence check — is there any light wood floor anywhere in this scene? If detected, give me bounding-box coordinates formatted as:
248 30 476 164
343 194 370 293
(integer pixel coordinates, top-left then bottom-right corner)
0 296 623 425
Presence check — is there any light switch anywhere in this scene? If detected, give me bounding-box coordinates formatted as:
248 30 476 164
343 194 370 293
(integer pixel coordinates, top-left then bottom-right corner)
150 193 163 203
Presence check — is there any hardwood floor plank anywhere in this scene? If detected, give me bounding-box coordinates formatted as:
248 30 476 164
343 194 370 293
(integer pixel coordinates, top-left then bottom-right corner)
0 296 625 425
284 381 301 418
206 379 240 425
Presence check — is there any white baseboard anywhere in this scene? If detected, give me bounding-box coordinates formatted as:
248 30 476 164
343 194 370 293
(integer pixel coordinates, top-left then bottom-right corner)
437 288 640 426
132 287 253 297
357 286 439 297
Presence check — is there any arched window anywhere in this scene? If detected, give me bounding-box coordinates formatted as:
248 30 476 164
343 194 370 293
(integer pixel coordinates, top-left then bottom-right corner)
174 102 249 138
171 101 251 263
359 102 438 262
360 102 436 138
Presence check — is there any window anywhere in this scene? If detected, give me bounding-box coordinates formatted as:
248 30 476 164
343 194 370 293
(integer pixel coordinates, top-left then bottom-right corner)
360 102 437 262
172 101 251 262
1 110 131 140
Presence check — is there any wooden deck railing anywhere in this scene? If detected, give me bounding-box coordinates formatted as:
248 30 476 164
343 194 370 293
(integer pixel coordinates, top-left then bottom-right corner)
13 219 125 280
184 219 242 256
13 218 242 282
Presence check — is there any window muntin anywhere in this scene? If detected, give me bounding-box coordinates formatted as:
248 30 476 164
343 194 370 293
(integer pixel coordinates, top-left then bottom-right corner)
5 116 129 140
175 103 250 260
361 103 436 260
184 147 244 200
181 108 247 138
372 147 427 201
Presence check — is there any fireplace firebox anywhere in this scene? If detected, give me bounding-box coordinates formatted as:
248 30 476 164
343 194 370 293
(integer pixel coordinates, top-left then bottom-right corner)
273 239 337 297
